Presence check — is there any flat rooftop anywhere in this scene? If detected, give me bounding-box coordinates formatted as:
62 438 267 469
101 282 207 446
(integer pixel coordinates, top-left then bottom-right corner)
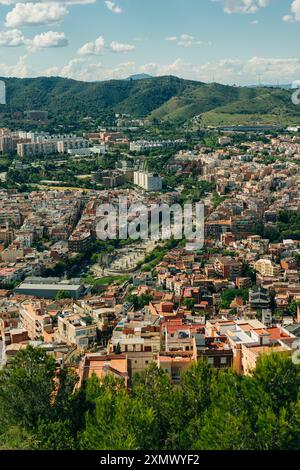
16 283 82 291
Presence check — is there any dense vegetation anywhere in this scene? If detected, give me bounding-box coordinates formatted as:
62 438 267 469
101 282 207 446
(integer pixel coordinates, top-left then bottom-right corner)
0 75 299 126
0 346 300 450
219 288 249 309
255 210 300 242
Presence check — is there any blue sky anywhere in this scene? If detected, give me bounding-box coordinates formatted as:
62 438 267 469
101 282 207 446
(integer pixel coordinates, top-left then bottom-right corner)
0 0 300 84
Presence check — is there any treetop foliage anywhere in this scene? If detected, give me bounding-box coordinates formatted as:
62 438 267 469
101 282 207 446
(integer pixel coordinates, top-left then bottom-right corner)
0 347 299 450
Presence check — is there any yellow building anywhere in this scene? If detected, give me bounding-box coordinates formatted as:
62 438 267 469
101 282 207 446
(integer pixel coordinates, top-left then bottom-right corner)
19 301 53 340
254 259 280 277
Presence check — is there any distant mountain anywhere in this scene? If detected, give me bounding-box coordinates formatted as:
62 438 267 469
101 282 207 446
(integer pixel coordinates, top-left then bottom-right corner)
126 74 153 81
0 75 299 127
248 83 292 90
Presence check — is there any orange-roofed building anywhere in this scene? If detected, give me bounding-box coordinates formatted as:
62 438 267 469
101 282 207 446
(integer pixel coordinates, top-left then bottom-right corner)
157 353 195 383
148 301 175 318
230 297 244 309
77 353 129 387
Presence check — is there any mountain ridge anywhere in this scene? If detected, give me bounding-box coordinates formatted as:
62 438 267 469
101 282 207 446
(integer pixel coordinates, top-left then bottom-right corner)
0 75 299 126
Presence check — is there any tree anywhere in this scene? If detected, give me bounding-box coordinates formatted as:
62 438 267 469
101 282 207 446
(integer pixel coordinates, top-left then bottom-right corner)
81 377 157 450
288 300 299 317
253 353 300 413
131 364 177 450
36 420 76 450
1 347 300 450
126 293 153 310
220 288 249 309
55 290 71 300
184 298 196 312
0 346 56 430
0 346 79 450
0 426 39 450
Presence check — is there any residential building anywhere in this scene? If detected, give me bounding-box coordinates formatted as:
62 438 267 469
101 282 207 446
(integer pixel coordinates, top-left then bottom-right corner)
133 171 162 192
254 259 281 277
19 301 53 340
57 311 97 349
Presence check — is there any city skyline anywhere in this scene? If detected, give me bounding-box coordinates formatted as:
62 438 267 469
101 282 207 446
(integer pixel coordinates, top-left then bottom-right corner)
0 0 300 84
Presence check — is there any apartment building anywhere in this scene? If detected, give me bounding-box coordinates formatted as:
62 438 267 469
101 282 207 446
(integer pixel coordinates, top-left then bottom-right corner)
249 286 270 310
254 259 281 277
158 354 195 383
0 136 13 154
231 215 256 238
133 171 162 192
17 141 58 158
57 138 89 154
57 311 97 349
68 230 92 253
205 220 232 239
19 301 53 340
214 257 243 281
162 320 198 353
108 318 161 374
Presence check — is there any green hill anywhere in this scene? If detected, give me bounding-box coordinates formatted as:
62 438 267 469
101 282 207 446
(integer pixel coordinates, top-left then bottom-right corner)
0 75 299 127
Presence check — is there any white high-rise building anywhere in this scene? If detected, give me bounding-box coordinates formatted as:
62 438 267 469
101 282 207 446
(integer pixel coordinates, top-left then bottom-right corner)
133 171 162 191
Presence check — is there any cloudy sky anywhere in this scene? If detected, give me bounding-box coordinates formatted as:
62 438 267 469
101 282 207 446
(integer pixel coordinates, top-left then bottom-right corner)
0 0 300 84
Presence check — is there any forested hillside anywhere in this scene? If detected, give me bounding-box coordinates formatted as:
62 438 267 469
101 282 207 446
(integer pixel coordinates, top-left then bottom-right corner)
0 75 299 126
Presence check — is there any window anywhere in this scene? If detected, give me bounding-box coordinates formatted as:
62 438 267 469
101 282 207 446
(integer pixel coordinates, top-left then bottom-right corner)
221 357 227 365
208 357 214 365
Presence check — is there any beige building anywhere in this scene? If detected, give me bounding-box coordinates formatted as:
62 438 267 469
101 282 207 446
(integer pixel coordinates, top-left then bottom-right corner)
254 259 280 277
57 312 97 349
57 138 89 154
158 355 195 383
19 301 53 340
241 344 292 375
133 171 162 191
108 319 161 374
0 224 14 244
17 141 58 158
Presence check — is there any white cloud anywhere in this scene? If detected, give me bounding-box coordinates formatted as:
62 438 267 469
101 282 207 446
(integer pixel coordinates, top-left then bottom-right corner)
30 31 68 49
0 55 32 78
0 29 26 47
0 0 94 4
40 55 300 84
110 41 135 52
3 53 300 87
140 56 300 85
165 36 177 42
77 36 105 56
44 57 136 81
78 36 135 55
6 3 68 28
212 0 270 14
105 1 122 14
283 0 300 22
0 28 68 50
166 34 212 47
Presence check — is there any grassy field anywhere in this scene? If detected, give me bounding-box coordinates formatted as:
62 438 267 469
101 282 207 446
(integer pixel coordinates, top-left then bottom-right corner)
84 275 130 287
201 111 300 127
